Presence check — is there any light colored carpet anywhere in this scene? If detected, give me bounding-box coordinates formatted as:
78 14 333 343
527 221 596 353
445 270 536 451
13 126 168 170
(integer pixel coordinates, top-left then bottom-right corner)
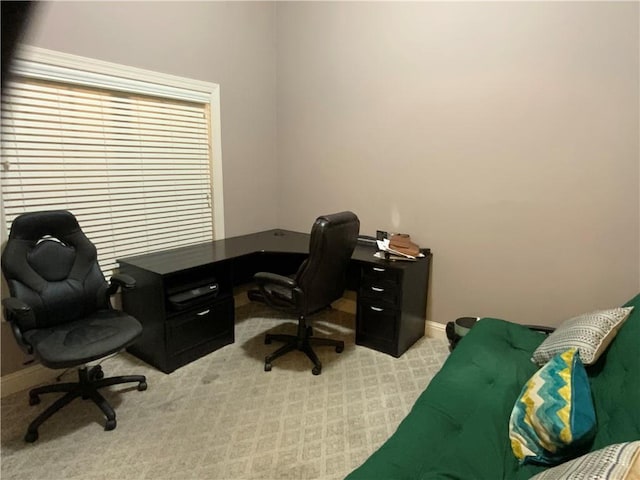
1 303 449 480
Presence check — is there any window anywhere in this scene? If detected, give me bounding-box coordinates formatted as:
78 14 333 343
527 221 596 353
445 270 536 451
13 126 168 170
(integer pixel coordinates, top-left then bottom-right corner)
1 46 224 275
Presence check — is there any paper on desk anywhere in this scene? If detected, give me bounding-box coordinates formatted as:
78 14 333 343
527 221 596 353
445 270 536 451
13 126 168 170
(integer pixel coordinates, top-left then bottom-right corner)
373 251 417 262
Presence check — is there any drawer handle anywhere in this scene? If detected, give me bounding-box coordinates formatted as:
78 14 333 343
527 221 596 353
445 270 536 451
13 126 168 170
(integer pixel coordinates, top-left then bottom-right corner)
196 309 211 316
373 267 386 272
371 286 385 293
370 306 384 312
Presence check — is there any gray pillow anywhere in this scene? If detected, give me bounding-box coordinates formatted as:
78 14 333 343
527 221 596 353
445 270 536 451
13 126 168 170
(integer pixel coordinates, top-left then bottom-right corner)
531 307 634 366
529 441 640 479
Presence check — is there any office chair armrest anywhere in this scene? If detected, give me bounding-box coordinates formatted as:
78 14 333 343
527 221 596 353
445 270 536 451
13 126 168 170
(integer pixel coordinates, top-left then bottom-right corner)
253 272 297 289
3 297 33 321
251 272 301 312
107 273 137 296
2 297 35 354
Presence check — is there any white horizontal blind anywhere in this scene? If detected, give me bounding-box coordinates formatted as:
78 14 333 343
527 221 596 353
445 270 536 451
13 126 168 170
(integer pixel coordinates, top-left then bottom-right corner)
1 77 215 276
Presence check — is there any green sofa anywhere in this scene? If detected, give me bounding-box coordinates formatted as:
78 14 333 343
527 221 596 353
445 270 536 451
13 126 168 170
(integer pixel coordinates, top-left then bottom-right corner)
347 293 640 479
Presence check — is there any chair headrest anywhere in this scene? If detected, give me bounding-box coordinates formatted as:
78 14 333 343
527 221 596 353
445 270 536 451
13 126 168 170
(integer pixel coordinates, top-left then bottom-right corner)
1 210 104 330
314 211 360 230
8 210 81 243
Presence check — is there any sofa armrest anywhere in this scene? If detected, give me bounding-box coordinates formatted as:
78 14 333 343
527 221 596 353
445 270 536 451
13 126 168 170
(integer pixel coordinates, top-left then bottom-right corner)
525 324 555 335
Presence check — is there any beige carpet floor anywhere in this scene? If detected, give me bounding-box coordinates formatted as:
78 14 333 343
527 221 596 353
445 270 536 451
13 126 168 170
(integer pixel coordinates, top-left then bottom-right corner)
1 303 449 480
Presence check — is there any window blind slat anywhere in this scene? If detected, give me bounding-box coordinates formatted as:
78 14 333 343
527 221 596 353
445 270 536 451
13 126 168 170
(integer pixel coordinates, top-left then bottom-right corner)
6 135 209 149
6 81 206 113
2 114 208 135
4 123 209 140
7 95 203 123
3 102 206 122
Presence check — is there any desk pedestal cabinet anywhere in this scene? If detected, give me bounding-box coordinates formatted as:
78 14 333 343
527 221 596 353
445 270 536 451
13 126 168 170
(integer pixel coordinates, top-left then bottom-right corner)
119 262 236 374
354 250 430 357
118 230 431 373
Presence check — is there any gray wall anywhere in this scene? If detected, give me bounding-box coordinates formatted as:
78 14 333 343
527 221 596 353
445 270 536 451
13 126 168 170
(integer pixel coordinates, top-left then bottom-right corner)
276 1 640 325
1 1 639 375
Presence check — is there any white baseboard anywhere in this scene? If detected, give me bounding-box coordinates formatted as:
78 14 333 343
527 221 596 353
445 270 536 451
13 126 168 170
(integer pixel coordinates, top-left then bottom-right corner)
425 320 447 340
1 363 62 398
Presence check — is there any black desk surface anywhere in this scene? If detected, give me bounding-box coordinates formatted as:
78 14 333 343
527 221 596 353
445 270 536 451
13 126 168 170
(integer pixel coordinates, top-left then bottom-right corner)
118 229 409 276
118 229 306 275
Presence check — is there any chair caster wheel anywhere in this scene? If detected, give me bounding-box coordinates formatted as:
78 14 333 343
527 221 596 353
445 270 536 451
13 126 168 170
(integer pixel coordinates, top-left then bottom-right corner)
137 381 147 391
105 419 117 431
24 430 38 443
264 363 272 372
89 365 104 381
29 395 40 406
312 366 322 376
336 345 344 353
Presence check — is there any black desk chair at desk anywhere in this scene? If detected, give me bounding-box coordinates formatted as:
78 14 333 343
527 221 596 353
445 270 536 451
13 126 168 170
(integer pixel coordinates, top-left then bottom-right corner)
248 211 360 375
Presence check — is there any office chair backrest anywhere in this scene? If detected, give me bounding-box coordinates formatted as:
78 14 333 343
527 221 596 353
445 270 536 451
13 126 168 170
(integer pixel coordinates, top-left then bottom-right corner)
296 211 360 314
1 210 109 331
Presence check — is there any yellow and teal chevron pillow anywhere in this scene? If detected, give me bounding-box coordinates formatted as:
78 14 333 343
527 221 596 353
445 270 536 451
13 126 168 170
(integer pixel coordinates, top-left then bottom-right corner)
509 348 596 466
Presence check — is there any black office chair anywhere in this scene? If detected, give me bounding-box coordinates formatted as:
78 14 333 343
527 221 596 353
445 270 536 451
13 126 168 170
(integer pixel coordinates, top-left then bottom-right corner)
1 210 147 442
248 211 360 375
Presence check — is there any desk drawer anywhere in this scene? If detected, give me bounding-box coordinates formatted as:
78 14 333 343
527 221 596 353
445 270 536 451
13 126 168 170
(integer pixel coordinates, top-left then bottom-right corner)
362 265 402 285
167 294 234 357
356 300 400 356
359 281 400 306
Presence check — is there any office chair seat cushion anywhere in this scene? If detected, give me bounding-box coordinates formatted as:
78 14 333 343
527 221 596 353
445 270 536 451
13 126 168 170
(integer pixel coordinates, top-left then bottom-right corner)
23 310 142 369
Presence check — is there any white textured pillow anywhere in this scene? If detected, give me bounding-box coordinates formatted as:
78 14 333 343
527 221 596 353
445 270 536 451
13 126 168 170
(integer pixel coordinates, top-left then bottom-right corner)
532 307 634 366
529 441 640 480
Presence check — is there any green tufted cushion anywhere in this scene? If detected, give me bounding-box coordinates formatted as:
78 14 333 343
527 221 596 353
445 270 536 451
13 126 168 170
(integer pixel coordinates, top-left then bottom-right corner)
346 294 640 480
346 318 548 480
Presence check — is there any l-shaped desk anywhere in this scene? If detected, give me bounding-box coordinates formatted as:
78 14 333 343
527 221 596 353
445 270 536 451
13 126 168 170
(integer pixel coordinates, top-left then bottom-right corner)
118 229 432 373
